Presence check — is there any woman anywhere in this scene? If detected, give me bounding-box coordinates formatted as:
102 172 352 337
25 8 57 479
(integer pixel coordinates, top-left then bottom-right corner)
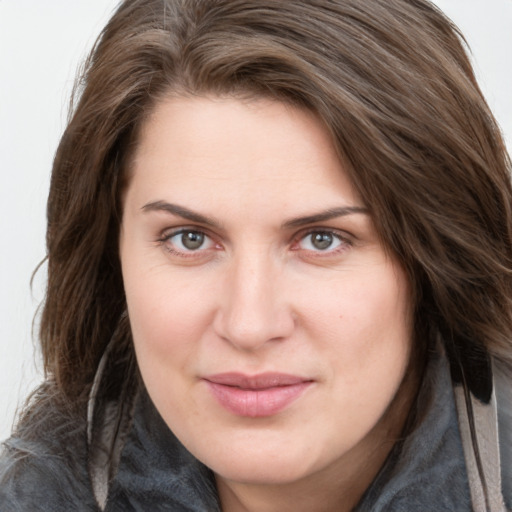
1 0 510 510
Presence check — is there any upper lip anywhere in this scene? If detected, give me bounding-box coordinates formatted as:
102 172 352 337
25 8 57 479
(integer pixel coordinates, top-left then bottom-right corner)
203 372 312 390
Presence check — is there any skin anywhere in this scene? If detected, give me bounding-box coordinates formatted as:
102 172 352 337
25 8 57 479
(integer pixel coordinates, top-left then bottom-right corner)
120 95 417 512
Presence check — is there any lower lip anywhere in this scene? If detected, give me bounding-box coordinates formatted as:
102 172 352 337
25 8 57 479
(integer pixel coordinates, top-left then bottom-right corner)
205 381 312 417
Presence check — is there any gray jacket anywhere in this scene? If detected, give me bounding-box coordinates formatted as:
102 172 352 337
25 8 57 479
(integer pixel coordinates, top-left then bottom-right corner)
1 348 510 511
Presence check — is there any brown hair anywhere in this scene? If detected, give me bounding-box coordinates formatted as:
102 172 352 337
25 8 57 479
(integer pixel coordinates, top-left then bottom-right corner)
39 0 512 405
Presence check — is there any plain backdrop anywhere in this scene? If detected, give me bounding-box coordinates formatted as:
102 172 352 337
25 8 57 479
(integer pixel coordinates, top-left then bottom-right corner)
1 0 511 441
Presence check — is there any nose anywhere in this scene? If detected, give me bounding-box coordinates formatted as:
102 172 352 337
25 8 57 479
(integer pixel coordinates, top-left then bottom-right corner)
213 252 295 351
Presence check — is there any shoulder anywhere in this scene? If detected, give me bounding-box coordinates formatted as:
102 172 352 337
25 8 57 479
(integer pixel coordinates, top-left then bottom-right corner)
0 384 97 511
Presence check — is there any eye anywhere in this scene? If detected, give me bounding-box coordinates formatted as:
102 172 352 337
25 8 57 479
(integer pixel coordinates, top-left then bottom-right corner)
162 229 216 254
296 230 348 252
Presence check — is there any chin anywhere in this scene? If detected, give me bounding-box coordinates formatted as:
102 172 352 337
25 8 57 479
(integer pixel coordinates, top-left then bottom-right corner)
191 431 328 486
211 455 315 486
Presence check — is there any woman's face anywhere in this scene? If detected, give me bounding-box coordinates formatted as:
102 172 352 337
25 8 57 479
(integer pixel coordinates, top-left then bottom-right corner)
120 96 414 494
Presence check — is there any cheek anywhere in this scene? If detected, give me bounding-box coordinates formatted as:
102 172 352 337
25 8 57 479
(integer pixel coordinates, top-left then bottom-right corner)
301 263 412 410
310 270 412 434
122 259 217 370
123 269 213 426
300 263 411 351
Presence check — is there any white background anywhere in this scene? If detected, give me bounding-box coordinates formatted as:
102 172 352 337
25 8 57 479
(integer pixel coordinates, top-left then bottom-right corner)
1 0 511 441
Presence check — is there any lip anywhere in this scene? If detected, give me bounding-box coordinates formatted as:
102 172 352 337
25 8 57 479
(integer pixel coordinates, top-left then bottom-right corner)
203 372 313 418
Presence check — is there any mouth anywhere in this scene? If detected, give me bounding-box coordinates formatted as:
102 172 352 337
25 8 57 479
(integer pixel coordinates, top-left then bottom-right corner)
202 372 314 418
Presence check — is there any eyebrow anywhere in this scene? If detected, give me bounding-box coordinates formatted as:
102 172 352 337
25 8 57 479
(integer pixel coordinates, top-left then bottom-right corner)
141 201 223 229
282 206 369 228
142 200 369 230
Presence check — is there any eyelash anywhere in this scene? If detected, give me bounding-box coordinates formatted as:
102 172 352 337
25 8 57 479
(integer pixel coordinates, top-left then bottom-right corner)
157 227 353 259
292 229 353 256
157 228 220 258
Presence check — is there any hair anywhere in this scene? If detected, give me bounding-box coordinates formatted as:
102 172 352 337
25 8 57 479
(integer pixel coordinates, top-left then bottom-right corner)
35 0 512 408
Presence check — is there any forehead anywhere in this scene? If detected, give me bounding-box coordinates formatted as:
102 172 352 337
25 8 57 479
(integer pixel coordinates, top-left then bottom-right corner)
128 95 362 214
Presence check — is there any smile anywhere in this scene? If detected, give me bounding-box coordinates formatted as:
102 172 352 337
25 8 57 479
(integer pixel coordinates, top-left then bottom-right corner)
203 373 314 418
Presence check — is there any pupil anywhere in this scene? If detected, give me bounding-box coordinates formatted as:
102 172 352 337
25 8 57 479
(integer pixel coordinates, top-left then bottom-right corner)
182 231 204 250
312 232 333 250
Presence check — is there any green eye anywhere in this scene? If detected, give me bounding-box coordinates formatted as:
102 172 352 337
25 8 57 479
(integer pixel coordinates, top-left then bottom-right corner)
165 229 214 253
299 231 344 252
181 231 205 250
311 232 334 250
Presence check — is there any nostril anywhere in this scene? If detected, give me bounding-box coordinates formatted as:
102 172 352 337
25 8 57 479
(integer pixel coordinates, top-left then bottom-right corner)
213 302 294 351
